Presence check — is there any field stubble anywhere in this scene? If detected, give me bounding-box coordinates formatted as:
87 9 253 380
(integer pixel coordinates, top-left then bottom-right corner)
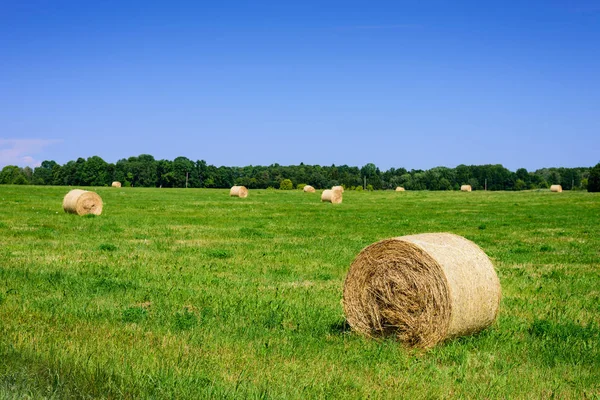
0 186 598 398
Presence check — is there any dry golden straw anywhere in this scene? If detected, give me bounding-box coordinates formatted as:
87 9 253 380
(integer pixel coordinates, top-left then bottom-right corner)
303 185 316 193
230 186 248 198
395 187 405 192
343 233 501 348
62 189 103 216
111 181 121 188
321 189 342 204
332 185 344 193
460 185 472 192
550 185 562 193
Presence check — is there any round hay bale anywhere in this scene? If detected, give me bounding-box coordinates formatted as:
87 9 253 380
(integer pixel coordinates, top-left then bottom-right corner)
460 185 472 192
550 185 562 193
321 189 342 204
303 185 316 193
230 186 248 198
395 187 405 192
332 185 344 193
343 232 501 348
62 189 103 216
111 181 122 188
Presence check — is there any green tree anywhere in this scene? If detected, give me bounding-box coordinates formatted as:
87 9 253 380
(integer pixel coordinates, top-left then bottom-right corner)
173 156 195 187
279 179 293 190
156 160 175 187
81 156 109 186
588 162 600 192
0 166 28 184
33 161 56 185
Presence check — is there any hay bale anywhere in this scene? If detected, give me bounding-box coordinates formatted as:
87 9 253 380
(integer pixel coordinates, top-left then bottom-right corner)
303 185 316 193
111 181 121 188
230 186 248 198
395 187 405 192
343 233 501 348
332 185 344 193
460 185 472 192
62 189 103 216
321 189 342 204
550 185 562 193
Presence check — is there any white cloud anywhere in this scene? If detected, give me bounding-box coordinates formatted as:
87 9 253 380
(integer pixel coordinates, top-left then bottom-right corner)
0 139 62 168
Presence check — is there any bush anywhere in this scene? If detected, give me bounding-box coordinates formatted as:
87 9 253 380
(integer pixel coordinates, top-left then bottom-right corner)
588 163 600 192
366 184 374 191
355 186 363 191
296 183 307 190
279 179 293 190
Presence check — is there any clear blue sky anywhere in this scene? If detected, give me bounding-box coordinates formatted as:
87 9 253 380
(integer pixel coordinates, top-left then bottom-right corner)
1 1 599 171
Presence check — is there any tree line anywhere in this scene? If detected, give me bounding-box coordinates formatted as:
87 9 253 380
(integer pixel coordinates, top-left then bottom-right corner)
1 154 597 191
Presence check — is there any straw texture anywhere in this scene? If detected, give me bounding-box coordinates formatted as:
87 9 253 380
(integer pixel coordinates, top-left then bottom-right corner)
62 189 103 216
460 185 472 192
395 187 405 192
111 181 121 188
230 186 248 198
332 186 344 193
550 185 562 193
321 189 342 204
303 185 316 193
343 233 501 348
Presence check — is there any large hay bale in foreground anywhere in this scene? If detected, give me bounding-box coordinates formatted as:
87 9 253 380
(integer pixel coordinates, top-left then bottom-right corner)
63 189 103 216
230 186 248 198
395 187 405 192
321 189 342 204
332 185 344 193
550 185 562 193
303 185 316 193
460 185 472 192
111 181 121 188
343 233 501 348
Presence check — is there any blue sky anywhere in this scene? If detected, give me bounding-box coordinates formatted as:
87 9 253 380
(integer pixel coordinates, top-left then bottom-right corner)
1 1 599 171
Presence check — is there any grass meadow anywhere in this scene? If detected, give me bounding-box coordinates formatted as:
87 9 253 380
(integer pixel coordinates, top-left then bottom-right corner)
0 185 599 399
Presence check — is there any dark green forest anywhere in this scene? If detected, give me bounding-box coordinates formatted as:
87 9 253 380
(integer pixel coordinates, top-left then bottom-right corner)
1 155 596 191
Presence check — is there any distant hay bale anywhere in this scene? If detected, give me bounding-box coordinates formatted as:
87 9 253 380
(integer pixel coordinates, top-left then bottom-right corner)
395 187 405 192
303 185 316 193
111 181 121 188
332 185 344 193
63 189 103 216
343 233 501 348
460 185 472 192
230 186 248 198
550 185 562 193
321 189 342 204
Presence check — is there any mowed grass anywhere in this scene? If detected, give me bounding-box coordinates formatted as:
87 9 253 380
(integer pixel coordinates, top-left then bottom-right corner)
0 185 599 399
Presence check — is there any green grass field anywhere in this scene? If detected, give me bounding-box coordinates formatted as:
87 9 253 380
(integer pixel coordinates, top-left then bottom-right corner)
0 186 598 399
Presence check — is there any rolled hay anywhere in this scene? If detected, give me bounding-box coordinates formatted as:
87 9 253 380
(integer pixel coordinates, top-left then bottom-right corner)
332 185 344 193
460 185 472 192
303 185 316 193
321 189 342 204
62 189 103 216
395 187 405 192
343 233 501 348
550 185 562 193
111 181 122 188
230 186 248 198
